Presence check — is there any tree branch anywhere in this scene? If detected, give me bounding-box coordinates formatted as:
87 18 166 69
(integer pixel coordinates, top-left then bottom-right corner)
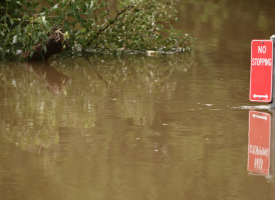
86 5 134 47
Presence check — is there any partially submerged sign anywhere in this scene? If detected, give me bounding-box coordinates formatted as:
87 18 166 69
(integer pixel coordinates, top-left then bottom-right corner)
249 40 273 102
248 111 271 175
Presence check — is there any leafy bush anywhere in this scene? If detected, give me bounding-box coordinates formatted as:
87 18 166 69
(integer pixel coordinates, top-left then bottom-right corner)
0 0 196 60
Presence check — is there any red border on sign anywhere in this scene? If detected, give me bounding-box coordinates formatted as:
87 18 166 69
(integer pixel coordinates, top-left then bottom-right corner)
249 40 273 102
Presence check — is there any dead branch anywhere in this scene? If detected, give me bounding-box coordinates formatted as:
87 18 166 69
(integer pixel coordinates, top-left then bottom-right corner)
21 25 70 61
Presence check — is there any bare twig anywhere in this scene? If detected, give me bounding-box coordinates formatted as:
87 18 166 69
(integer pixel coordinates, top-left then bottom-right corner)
105 0 109 19
109 0 119 14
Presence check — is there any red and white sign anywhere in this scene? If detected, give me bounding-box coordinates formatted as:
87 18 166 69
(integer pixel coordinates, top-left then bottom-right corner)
247 111 271 175
249 40 273 102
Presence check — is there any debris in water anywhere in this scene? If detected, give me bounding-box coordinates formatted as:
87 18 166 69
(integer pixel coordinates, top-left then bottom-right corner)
146 50 158 56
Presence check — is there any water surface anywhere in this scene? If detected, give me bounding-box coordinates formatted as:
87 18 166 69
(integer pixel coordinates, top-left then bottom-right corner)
1 0 275 199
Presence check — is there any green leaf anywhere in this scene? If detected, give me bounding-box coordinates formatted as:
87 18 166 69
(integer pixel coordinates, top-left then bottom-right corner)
76 38 85 46
42 43 47 53
27 25 32 34
13 35 18 44
40 16 47 26
0 24 10 32
4 33 10 44
21 32 26 45
45 24 51 33
90 1 94 9
15 24 20 34
23 15 28 20
37 31 41 39
31 31 36 41
53 3 59 10
10 18 14 25
69 20 78 27
0 15 8 22
88 9 92 18
81 4 87 14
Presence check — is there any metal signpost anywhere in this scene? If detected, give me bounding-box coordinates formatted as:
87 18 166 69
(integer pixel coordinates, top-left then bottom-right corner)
248 111 271 175
250 40 273 103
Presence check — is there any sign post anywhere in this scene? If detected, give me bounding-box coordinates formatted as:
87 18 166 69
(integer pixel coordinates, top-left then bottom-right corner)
269 35 275 108
249 40 273 102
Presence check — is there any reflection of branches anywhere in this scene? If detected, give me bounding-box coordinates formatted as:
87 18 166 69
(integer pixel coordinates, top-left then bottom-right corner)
48 53 195 126
94 70 108 88
85 57 108 88
24 62 69 95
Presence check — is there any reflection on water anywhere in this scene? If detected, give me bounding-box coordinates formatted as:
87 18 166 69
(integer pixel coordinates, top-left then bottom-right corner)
0 52 252 199
247 110 275 186
248 111 270 175
236 105 269 110
0 54 194 154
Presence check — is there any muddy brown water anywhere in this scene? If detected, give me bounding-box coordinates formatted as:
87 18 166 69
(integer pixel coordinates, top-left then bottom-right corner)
1 0 275 199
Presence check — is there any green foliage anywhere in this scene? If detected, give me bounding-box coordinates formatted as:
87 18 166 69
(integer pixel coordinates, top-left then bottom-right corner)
0 0 196 60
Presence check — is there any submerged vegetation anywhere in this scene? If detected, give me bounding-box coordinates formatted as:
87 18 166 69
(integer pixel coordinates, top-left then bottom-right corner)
0 0 195 60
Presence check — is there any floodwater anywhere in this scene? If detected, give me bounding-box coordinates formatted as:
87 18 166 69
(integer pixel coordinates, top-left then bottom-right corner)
1 0 275 199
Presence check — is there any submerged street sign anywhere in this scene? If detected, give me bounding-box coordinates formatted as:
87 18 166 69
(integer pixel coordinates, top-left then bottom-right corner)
249 40 273 102
248 111 271 175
